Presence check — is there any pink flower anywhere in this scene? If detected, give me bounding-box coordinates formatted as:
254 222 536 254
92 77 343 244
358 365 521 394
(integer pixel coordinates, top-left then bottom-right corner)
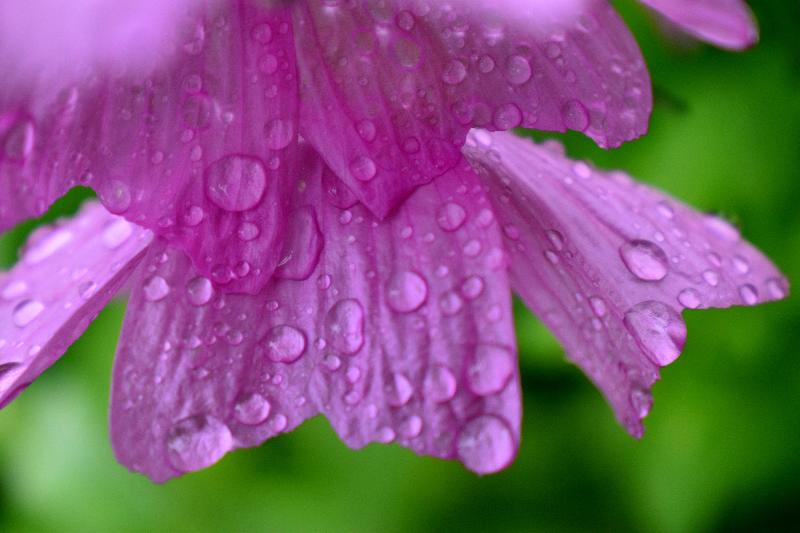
0 0 782 482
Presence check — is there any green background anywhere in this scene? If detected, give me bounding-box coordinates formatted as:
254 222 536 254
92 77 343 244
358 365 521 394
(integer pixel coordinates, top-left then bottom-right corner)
1 1 798 531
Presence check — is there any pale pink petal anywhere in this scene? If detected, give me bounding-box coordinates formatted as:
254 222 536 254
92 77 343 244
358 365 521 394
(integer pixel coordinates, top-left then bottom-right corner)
293 0 651 218
640 0 758 50
464 130 787 436
0 0 299 294
0 202 152 408
111 148 519 482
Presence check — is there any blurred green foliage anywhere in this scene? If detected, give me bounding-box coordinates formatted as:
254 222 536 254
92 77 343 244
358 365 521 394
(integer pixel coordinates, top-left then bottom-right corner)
1 1 798 531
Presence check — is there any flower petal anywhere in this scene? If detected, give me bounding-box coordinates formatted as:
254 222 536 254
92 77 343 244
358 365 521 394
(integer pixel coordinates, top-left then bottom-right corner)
110 151 519 482
0 0 299 294
293 0 651 218
464 130 787 436
640 0 758 50
0 202 152 408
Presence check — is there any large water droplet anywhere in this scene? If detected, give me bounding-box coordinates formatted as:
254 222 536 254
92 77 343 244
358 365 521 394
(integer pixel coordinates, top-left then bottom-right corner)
386 271 428 313
349 155 377 182
13 299 44 327
324 299 365 355
25 229 73 264
623 301 686 366
442 59 467 84
619 240 669 281
264 325 307 363
166 415 233 472
466 344 514 396
562 100 589 131
388 372 413 407
234 392 271 425
457 415 515 475
677 288 702 309
186 277 214 306
275 207 322 281
504 55 532 85
205 155 267 212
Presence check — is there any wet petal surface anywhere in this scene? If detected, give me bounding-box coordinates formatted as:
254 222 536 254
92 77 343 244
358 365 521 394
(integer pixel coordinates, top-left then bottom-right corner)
111 151 520 482
0 0 299 294
294 0 651 218
0 202 152 408
464 130 787 436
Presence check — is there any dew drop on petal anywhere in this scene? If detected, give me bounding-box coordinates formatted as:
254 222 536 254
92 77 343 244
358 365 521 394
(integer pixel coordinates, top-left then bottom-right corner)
205 155 267 212
738 284 759 305
388 372 413 407
349 155 377 182
166 415 233 472
457 415 515 475
677 288 702 309
623 301 686 366
186 277 214 306
424 364 457 403
264 325 307 363
324 299 365 355
102 219 133 249
143 276 170 302
467 344 514 396
263 119 295 150
436 202 467 232
386 271 428 313
13 299 44 327
504 55 532 85
234 393 271 425
619 240 669 281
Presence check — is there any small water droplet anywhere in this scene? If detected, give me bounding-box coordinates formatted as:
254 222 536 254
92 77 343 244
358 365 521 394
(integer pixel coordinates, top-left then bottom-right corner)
467 344 514 396
623 301 686 366
264 325 307 363
186 277 213 306
619 240 669 281
386 271 428 313
166 415 233 472
234 393 271 425
457 415 515 474
504 55 532 85
436 202 467 232
13 299 44 327
738 284 758 305
677 288 702 309
424 365 457 403
442 59 467 84
102 219 133 249
324 299 365 355
388 373 413 407
143 276 170 302
349 156 377 182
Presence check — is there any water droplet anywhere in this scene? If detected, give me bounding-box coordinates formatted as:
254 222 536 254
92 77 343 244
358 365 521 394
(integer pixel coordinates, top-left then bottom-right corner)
388 373 413 406
589 296 607 317
630 387 652 418
619 240 669 281
264 325 307 363
702 269 719 287
623 301 686 366
460 276 485 300
562 100 589 131
677 288 702 309
356 119 377 142
436 202 467 232
467 344 514 396
186 277 213 306
1 280 28 301
442 59 467 84
251 22 273 43
439 290 464 316
263 119 295 150
349 156 377 182
492 103 522 129
237 222 260 241
102 180 132 214
324 299 365 355
731 255 750 274
78 280 97 299
102 219 133 249
738 284 758 305
25 229 73 264
13 299 44 327
205 155 267 212
504 55 532 85
400 415 423 438
386 271 428 313
166 415 233 472
234 393 271 425
457 415 515 474
3 120 35 162
275 207 322 281
143 276 170 302
766 278 788 299
424 365 457 403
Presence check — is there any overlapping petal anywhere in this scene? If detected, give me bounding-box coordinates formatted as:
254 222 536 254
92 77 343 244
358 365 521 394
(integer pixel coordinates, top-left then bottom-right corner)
0 202 152 408
640 0 758 50
0 0 299 294
111 148 520 482
464 130 787 436
294 0 651 218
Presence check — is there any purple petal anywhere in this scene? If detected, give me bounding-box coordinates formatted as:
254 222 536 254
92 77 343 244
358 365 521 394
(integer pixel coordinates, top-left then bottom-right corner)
464 130 787 436
640 0 758 49
0 0 299 294
0 202 152 408
111 149 520 482
293 0 651 218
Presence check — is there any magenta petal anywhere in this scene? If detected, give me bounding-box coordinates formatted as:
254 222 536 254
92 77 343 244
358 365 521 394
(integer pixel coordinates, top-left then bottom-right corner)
294 0 651 218
0 202 152 408
0 1 299 294
110 151 520 482
464 130 787 436
640 0 758 49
